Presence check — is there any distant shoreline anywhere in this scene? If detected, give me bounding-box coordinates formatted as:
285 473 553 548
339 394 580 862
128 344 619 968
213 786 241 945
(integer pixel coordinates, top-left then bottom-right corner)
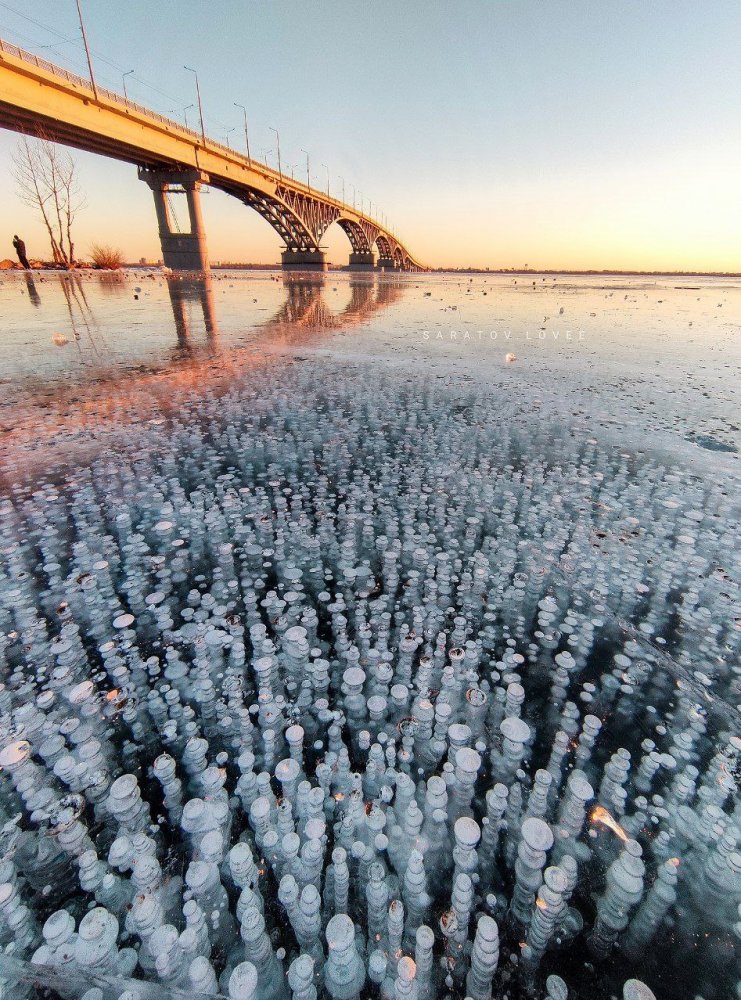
213 265 741 277
2 261 738 278
423 268 741 278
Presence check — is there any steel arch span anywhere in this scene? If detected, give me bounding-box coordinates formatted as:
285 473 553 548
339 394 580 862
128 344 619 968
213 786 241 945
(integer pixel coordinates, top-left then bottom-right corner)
0 38 427 273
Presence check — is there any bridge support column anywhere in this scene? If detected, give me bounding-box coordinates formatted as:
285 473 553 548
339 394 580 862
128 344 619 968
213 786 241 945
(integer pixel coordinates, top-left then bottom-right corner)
139 167 210 272
281 249 327 271
376 257 398 271
348 251 376 271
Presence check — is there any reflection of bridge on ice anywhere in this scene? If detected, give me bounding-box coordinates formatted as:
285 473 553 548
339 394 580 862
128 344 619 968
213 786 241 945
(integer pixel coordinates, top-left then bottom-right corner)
167 275 405 348
0 38 426 273
268 277 404 330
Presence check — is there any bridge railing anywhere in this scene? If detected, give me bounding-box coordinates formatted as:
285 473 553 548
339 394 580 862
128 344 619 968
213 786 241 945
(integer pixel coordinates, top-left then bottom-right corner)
0 37 93 90
0 38 235 157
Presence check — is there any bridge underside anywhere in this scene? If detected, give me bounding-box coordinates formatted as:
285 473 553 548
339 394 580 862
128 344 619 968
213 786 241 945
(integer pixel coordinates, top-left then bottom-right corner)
152 170 424 272
0 99 174 170
138 166 422 273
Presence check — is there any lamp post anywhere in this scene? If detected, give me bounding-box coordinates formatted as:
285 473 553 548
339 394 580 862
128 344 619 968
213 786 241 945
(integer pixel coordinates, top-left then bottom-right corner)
75 0 98 101
338 176 345 204
122 69 134 100
301 149 310 189
350 184 355 209
233 104 252 163
269 127 282 180
322 163 330 198
358 191 363 215
224 127 235 149
183 65 206 145
184 104 194 129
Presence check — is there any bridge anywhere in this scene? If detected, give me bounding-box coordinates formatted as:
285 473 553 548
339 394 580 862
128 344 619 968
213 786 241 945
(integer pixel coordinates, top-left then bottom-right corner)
0 38 426 273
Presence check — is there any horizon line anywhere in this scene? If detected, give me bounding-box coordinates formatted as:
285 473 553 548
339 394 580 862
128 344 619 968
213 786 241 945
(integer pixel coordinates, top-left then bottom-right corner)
3 261 740 279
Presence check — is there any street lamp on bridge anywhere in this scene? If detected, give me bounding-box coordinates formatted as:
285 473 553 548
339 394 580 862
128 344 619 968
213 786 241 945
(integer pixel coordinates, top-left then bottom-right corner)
322 164 330 198
233 104 252 163
269 127 282 181
350 184 355 209
122 69 134 100
224 127 235 149
183 65 206 146
75 0 98 101
338 176 345 204
301 149 310 190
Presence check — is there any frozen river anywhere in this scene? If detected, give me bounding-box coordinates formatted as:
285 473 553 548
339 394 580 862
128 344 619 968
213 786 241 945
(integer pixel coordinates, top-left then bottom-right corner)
0 269 738 1000
0 270 738 487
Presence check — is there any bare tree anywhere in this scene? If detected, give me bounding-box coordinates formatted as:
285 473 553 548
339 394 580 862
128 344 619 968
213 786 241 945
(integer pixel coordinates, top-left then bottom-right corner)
11 133 85 267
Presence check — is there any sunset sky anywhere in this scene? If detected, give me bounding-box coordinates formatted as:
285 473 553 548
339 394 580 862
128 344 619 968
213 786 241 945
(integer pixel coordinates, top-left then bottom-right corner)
0 0 739 271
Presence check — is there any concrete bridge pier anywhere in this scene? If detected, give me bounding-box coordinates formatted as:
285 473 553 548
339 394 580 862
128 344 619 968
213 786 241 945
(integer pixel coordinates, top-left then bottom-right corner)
139 167 210 272
281 249 327 271
376 256 398 271
348 251 376 271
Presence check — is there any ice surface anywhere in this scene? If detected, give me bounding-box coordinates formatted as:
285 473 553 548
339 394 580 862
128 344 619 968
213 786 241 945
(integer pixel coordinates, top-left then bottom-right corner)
0 270 738 1000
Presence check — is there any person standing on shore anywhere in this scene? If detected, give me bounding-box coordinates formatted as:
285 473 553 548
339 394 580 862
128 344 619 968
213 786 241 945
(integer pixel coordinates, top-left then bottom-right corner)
12 234 31 269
